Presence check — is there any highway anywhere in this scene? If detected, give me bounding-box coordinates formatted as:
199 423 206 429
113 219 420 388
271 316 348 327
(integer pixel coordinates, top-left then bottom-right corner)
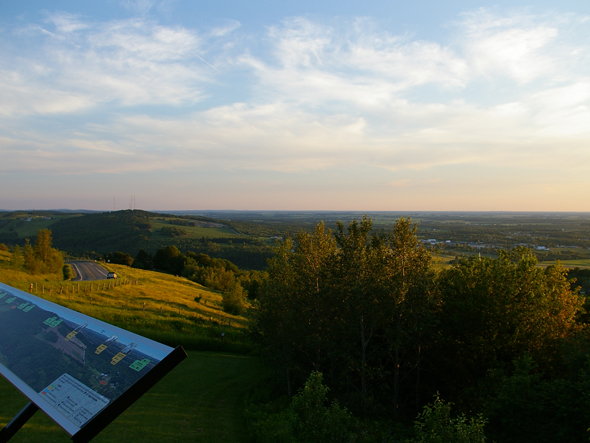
68 261 109 281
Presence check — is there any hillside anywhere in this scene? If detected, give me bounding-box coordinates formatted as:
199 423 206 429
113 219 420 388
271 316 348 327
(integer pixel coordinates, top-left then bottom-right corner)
0 210 275 269
0 252 251 353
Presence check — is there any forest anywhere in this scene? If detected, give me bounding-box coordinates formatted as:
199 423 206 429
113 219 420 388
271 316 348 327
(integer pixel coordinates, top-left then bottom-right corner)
246 217 590 442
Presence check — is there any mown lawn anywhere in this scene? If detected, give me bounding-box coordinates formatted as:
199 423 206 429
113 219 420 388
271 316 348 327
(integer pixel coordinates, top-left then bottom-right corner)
0 351 265 443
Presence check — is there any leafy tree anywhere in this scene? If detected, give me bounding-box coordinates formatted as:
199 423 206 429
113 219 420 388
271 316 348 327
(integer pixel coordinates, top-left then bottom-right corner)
10 245 24 270
34 228 53 262
133 248 154 270
63 264 74 280
222 282 247 315
106 251 134 267
253 217 437 416
159 226 187 237
153 245 184 274
23 238 40 274
434 249 584 402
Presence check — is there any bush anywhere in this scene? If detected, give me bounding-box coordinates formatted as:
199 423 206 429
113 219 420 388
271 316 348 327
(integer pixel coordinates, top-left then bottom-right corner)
408 394 487 443
63 264 74 281
222 283 246 315
247 371 357 443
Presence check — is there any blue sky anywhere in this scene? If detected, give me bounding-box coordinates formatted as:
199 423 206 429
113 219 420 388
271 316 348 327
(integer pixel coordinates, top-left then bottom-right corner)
1 1 590 211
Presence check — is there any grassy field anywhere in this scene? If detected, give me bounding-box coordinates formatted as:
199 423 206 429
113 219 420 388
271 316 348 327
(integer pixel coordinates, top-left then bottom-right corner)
0 262 252 352
0 251 265 442
150 218 239 239
538 259 590 269
0 214 78 239
0 351 266 443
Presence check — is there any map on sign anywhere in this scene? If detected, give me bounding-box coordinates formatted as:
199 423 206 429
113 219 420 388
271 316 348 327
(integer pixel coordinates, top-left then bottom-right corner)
0 282 183 439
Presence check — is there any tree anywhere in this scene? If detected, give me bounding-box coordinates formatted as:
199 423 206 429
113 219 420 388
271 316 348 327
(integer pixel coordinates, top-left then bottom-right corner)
254 217 437 416
63 264 74 280
434 249 584 401
23 238 40 274
23 229 64 274
153 245 184 274
222 282 247 315
34 228 53 262
107 251 134 267
133 249 154 270
10 245 24 270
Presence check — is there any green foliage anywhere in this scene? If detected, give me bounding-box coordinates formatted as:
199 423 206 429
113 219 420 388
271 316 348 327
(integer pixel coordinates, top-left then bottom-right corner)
10 245 23 270
62 263 74 280
434 249 584 399
153 245 184 274
484 353 590 443
409 395 487 443
222 283 247 316
105 251 134 266
49 209 153 254
253 217 437 415
159 226 187 237
21 230 64 274
0 243 7 251
133 248 154 270
247 371 357 443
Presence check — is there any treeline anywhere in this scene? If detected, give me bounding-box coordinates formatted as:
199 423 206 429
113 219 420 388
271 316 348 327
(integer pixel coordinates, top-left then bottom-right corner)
149 238 274 270
249 217 590 442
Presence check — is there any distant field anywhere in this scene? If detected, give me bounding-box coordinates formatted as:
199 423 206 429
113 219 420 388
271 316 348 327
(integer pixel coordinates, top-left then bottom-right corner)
150 218 239 239
0 215 79 239
0 351 265 443
538 259 590 269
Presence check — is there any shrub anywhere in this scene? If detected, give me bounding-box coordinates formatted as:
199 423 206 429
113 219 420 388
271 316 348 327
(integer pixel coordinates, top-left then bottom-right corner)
63 264 74 281
408 394 487 443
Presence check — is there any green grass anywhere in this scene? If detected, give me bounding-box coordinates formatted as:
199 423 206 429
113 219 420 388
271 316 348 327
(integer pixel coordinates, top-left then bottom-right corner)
0 215 79 239
150 218 239 239
0 253 265 442
0 257 252 352
538 259 590 269
0 351 266 443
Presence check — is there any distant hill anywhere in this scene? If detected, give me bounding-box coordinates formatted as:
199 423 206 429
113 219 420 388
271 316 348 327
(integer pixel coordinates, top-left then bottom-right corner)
50 210 155 254
0 210 275 269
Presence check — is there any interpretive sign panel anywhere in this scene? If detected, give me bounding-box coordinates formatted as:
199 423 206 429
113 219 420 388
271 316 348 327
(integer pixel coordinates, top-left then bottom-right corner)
0 282 186 442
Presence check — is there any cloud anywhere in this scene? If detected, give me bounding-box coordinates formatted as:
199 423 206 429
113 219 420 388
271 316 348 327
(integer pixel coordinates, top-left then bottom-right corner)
0 14 222 116
2 7 590 194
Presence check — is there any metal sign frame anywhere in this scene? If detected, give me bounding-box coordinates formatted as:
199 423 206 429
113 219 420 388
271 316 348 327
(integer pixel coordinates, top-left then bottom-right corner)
0 282 187 442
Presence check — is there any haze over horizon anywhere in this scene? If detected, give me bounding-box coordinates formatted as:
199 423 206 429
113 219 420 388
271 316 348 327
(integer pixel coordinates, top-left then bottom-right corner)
1 1 590 212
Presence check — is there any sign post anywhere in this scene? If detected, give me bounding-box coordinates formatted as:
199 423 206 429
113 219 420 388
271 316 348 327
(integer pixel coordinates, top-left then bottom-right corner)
0 282 187 442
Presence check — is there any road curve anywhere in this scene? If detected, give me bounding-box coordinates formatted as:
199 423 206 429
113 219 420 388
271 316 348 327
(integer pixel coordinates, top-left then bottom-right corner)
68 261 109 281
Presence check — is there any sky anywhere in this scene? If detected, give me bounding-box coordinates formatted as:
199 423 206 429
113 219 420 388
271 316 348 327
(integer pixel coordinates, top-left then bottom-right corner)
1 1 590 212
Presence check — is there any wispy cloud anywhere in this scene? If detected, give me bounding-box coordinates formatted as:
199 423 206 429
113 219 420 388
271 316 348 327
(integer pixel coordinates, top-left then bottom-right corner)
2 7 590 210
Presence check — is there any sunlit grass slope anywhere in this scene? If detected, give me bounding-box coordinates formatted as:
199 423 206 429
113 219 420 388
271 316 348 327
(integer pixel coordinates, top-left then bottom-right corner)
0 255 251 352
0 351 265 443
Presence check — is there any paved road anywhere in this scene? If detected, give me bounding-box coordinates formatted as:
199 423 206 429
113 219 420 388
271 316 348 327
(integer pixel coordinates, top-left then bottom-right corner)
68 261 109 281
